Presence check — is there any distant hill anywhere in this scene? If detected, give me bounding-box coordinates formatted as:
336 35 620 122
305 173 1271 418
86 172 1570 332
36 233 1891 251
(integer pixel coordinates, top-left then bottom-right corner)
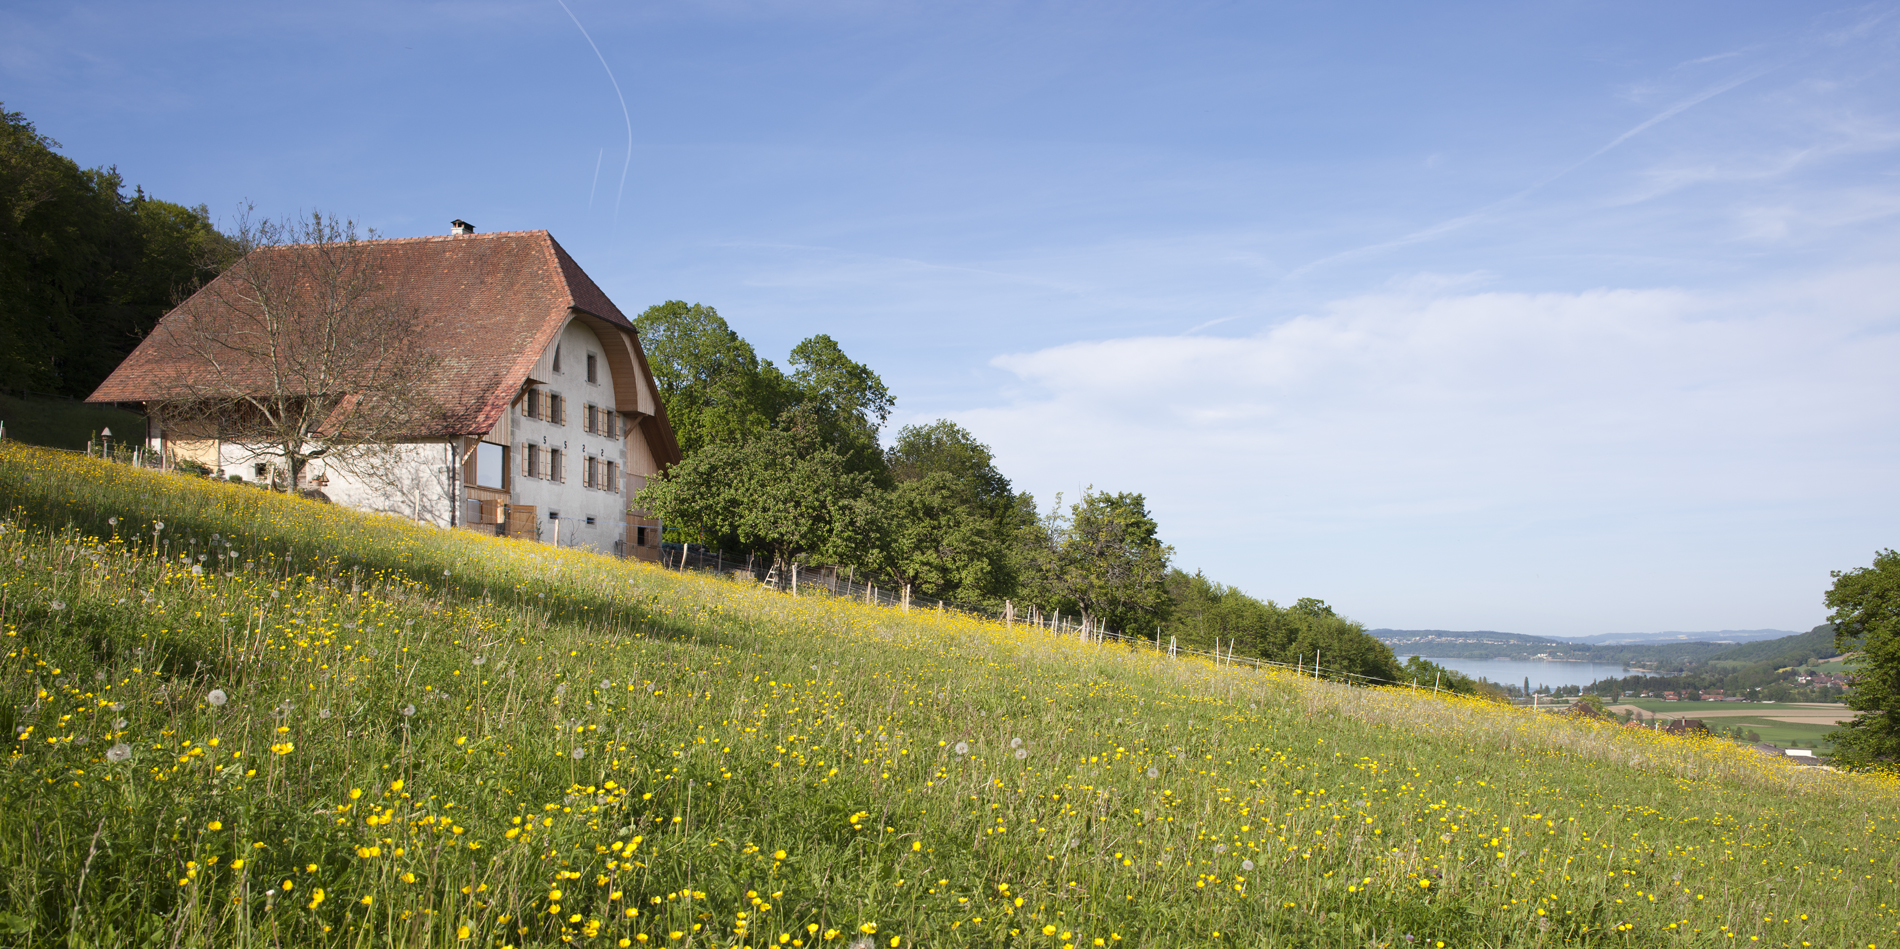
1368 629 1568 648
1566 629 1803 645
1368 626 1833 668
1369 628 1803 647
1705 625 1838 666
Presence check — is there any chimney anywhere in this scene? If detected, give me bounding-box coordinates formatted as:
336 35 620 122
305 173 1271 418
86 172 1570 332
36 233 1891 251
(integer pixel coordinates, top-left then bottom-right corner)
451 219 475 236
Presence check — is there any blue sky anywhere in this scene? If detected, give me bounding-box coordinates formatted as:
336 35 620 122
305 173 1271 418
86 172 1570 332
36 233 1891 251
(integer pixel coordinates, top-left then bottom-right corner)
7 1 1898 636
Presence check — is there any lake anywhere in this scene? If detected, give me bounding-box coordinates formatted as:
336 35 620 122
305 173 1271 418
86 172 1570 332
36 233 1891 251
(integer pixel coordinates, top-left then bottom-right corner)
1408 656 1648 692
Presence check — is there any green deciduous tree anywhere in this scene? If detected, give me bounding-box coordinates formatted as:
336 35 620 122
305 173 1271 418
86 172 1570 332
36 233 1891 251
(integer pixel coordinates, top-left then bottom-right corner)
786 333 892 471
0 103 223 397
1162 573 1404 684
634 426 885 571
880 421 1029 606
631 301 794 457
1826 549 1900 768
1021 490 1173 637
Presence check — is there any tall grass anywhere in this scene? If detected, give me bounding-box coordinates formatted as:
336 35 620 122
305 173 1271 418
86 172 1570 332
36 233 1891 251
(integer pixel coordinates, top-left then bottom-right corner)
3 442 1898 948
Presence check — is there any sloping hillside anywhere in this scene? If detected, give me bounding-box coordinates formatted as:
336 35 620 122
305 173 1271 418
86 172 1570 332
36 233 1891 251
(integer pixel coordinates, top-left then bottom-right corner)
1705 625 1839 666
3 443 1898 948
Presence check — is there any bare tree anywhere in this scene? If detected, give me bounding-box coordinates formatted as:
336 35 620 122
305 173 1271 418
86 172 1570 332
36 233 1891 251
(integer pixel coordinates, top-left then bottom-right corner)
150 210 441 492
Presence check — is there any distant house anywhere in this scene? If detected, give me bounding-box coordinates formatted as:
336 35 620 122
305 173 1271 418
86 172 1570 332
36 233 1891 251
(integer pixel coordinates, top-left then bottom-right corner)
1663 718 1708 736
1663 691 1680 701
87 223 681 559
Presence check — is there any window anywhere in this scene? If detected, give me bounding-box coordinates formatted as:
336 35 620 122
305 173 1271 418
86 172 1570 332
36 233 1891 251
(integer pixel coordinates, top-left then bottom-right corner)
584 456 598 489
253 462 267 478
585 404 598 435
552 344 562 372
475 442 506 488
525 444 541 479
548 393 564 425
586 352 597 383
604 412 617 438
549 448 564 482
585 515 597 526
525 388 541 420
606 460 618 490
636 526 648 547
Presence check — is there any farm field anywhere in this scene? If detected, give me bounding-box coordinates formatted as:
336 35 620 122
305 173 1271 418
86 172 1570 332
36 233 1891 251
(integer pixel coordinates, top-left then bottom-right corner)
4 442 1900 948
1606 705 1841 752
1610 701 1852 750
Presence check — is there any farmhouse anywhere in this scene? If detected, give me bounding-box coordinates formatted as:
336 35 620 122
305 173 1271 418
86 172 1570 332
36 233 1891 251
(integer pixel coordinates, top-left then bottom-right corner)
86 223 681 559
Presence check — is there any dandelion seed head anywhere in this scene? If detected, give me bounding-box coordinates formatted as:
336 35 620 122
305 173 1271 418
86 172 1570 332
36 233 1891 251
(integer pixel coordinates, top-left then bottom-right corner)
1014 748 1027 760
207 689 228 706
107 743 131 762
1242 860 1255 871
1147 768 1159 778
954 742 969 755
571 748 586 760
319 709 332 719
401 704 416 717
1010 737 1022 749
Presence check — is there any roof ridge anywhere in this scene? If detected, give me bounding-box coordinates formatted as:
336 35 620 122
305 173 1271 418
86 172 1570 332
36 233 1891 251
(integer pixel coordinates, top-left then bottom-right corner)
260 229 554 250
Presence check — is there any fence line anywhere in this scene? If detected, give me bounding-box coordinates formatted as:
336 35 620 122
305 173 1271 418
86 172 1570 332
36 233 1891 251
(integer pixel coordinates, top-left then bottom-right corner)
654 542 1502 701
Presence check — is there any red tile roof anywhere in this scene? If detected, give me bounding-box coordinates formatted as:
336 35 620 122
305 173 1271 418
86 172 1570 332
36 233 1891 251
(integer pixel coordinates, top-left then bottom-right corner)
87 230 679 465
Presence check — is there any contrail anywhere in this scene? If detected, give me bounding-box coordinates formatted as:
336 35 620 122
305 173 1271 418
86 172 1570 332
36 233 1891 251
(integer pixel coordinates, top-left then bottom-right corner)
554 0 633 226
588 147 603 208
1282 62 1781 281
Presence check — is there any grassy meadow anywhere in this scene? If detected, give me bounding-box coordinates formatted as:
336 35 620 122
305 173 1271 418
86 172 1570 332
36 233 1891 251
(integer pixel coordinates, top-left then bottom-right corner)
4 442 1900 948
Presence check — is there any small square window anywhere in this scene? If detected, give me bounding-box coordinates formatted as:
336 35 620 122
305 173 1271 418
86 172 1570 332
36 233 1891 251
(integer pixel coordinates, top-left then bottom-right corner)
585 515 597 526
253 463 267 478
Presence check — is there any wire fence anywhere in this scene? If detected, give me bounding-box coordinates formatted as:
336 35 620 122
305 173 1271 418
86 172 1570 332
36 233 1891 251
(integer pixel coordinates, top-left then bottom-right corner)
653 541 1530 703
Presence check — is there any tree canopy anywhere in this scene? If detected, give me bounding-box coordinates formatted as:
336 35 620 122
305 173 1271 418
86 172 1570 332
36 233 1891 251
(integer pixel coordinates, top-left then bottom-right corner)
630 301 793 457
620 300 1391 672
1164 572 1405 684
0 103 224 397
1827 549 1900 768
1018 490 1173 637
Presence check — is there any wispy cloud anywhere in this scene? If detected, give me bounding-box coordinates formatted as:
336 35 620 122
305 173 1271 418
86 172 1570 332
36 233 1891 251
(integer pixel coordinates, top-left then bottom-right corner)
952 268 1900 633
1280 63 1782 282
